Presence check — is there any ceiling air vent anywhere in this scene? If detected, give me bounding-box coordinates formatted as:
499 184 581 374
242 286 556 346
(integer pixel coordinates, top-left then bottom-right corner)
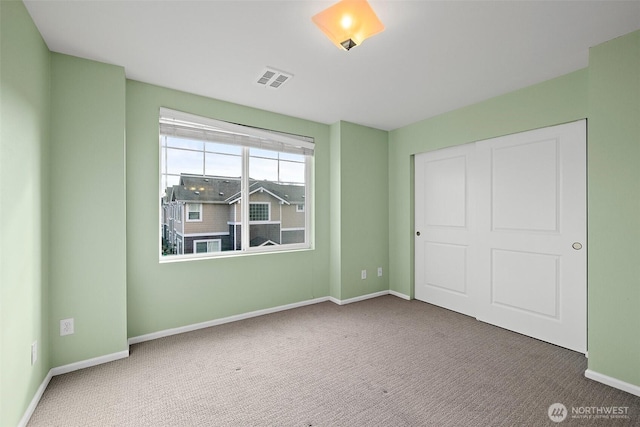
256 67 293 90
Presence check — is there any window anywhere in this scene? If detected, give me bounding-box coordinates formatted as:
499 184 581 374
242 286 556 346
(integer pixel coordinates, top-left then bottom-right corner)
160 108 313 260
249 203 270 222
186 203 201 221
194 239 221 253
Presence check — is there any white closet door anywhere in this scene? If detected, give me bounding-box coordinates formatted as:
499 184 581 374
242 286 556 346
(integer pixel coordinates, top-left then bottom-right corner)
474 121 586 353
414 120 586 353
415 143 477 317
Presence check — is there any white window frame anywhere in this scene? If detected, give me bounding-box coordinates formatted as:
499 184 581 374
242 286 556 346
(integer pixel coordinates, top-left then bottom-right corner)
249 202 270 222
296 204 305 212
159 108 314 261
193 239 222 254
186 203 202 222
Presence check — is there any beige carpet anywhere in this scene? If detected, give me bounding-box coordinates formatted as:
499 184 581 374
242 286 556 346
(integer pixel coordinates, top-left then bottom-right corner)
28 296 639 426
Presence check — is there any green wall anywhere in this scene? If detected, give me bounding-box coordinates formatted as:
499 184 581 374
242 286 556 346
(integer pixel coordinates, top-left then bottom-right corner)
330 121 389 300
586 31 640 385
125 80 331 338
0 1 51 426
49 53 128 367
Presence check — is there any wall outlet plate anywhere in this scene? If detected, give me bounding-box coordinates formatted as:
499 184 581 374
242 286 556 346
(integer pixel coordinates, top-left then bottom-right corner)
361 270 367 280
378 267 383 277
60 318 74 336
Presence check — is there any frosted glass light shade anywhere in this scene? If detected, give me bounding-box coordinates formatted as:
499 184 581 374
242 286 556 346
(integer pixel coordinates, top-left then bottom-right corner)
312 0 385 51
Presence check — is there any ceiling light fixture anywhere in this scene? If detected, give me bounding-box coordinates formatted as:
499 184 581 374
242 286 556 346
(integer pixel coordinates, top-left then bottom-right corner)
312 0 385 51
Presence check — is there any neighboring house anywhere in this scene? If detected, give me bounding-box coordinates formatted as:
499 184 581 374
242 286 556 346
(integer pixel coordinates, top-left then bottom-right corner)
162 174 305 255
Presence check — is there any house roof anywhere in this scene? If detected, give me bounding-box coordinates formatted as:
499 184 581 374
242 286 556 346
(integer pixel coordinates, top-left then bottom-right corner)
226 180 305 205
249 237 278 247
162 186 176 205
172 175 241 203
167 174 305 205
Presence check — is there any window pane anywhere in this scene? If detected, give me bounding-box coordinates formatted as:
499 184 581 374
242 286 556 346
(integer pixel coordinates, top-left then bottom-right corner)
167 136 204 150
250 202 276 247
206 142 242 155
195 242 207 253
250 148 278 159
249 203 269 221
187 204 201 221
249 156 278 181
166 175 180 188
279 152 304 162
166 148 204 175
206 152 241 178
279 160 305 184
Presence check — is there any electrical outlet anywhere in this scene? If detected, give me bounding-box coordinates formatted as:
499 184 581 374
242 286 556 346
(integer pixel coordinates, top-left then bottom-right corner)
378 267 383 277
31 341 38 365
60 318 74 336
361 269 367 280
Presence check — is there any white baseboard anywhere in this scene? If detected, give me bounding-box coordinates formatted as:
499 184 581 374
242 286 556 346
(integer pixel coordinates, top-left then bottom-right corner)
128 296 331 345
129 291 409 344
585 369 640 397
50 349 130 376
328 296 342 305
18 350 129 426
389 290 411 300
330 290 391 306
17 370 53 427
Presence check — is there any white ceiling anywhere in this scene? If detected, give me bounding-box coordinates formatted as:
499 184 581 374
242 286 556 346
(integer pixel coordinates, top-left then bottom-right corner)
24 1 640 131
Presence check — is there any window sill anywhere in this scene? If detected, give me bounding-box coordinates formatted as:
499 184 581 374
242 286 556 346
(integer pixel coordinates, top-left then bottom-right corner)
159 244 313 264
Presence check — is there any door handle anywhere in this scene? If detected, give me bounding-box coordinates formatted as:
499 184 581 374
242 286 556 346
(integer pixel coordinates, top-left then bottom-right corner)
572 242 583 250
416 231 421 236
